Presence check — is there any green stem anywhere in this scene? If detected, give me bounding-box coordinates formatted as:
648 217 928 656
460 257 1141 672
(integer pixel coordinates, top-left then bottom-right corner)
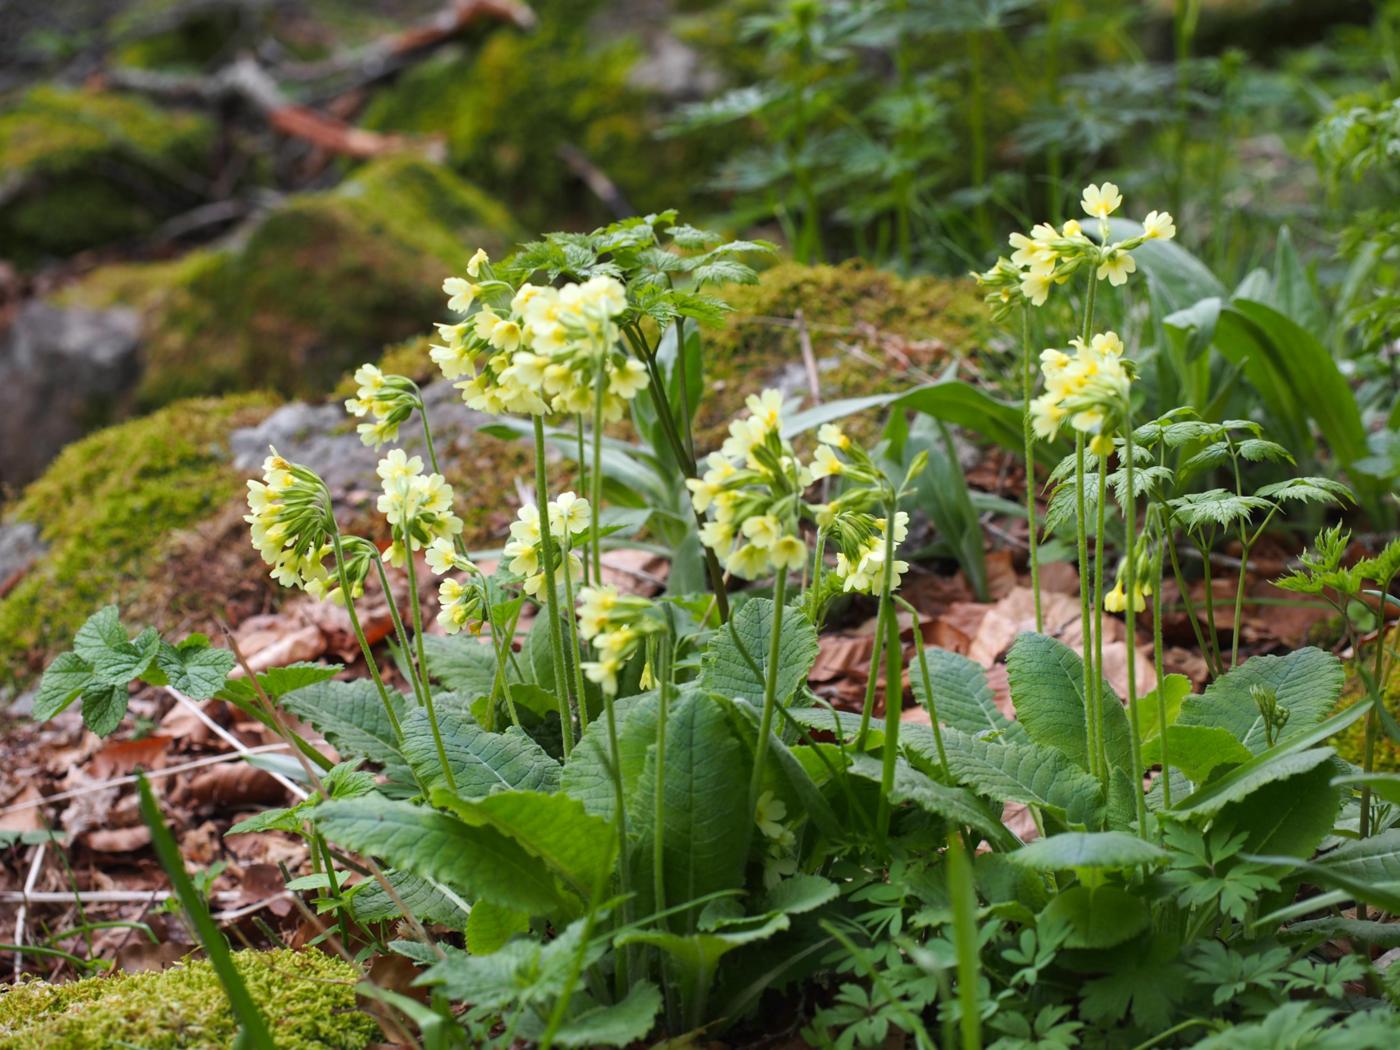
328 524 403 742
576 415 589 586
533 414 575 757
372 554 426 710
747 568 790 829
897 595 949 778
1198 540 1224 676
1123 427 1148 837
402 541 457 796
591 363 607 583
1153 542 1172 809
1164 528 1213 673
1021 306 1043 632
559 538 590 736
876 598 902 843
1093 458 1110 782
857 506 901 751
653 638 672 927
1075 438 1100 782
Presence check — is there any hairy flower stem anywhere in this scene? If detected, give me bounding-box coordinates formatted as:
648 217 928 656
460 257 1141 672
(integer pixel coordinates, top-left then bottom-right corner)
575 416 590 586
748 568 790 828
1075 438 1101 783
1021 306 1043 632
533 414 576 757
653 637 673 931
402 546 458 796
372 555 428 711
876 603 903 843
856 503 901 751
328 522 403 742
1198 545 1225 676
1093 458 1111 781
558 540 590 735
1123 427 1148 836
1153 543 1172 809
898 596 949 778
591 364 607 583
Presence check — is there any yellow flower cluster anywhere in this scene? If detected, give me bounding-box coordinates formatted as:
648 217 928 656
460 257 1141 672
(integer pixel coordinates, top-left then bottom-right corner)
245 449 336 595
1030 331 1133 456
688 390 810 580
343 364 420 449
375 449 463 567
575 584 658 695
833 513 911 594
432 253 647 421
425 538 484 635
973 182 1176 314
503 492 588 599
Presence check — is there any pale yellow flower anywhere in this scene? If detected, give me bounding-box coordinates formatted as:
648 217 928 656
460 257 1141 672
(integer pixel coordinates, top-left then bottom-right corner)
1142 210 1176 241
1080 182 1123 219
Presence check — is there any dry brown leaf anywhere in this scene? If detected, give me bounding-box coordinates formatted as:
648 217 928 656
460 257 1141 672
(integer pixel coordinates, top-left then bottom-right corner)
600 549 669 596
0 785 44 833
84 825 152 853
810 635 873 684
184 763 288 807
88 735 173 779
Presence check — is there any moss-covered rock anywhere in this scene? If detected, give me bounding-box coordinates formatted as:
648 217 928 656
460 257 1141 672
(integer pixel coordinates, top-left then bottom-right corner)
695 260 990 448
55 155 519 407
0 948 376 1049
0 394 273 683
0 86 212 266
361 4 717 228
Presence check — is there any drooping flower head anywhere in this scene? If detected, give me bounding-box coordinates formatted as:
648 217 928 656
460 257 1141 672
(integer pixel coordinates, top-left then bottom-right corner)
689 389 810 580
245 448 354 599
1030 331 1133 456
343 364 423 449
502 492 589 600
375 449 464 567
575 584 661 695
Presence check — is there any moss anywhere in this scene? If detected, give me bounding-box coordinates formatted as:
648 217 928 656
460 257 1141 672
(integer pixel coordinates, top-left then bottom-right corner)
694 260 990 449
0 86 211 266
0 394 273 683
0 948 376 1049
1332 626 1400 772
360 8 716 228
53 156 518 407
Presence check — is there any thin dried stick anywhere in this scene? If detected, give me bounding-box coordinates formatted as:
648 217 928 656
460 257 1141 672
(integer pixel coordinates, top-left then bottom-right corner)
163 687 308 801
12 842 48 978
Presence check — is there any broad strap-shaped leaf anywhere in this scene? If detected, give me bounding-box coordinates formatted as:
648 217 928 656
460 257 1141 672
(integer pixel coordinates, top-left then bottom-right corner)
547 983 663 1049
466 898 531 955
282 679 410 771
430 788 615 900
1012 832 1168 871
1177 648 1343 754
314 797 565 916
701 598 818 707
422 634 499 698
632 691 749 916
403 710 560 798
217 662 340 709
909 726 1104 829
1006 632 1131 774
845 754 1006 843
560 694 648 821
1042 884 1150 950
1175 748 1337 818
911 648 1027 743
1314 828 1400 888
720 697 842 841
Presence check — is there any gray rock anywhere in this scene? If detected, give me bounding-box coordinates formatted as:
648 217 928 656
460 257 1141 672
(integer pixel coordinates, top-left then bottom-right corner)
0 301 142 488
0 520 45 593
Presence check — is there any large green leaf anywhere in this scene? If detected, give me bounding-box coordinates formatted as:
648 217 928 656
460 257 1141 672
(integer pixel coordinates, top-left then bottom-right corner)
430 788 615 900
1106 218 1225 312
1012 832 1168 871
559 696 641 822
348 871 470 928
422 635 498 699
910 648 1027 743
701 598 818 707
1217 760 1341 859
721 697 842 842
549 983 662 1048
1176 648 1344 754
1041 885 1150 949
403 709 559 798
1137 674 1192 748
846 754 1006 842
314 798 566 915
155 640 235 701
781 381 1037 462
1314 828 1400 888
1142 725 1252 783
632 692 750 916
1006 633 1131 774
282 679 410 771
909 726 1104 829
33 651 94 721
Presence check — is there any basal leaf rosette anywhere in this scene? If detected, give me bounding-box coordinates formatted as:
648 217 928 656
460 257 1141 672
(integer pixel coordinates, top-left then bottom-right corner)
688 389 810 580
430 250 647 421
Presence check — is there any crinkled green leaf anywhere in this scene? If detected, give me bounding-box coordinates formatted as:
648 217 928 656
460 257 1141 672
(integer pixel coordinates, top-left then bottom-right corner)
551 982 662 1048
1006 633 1131 775
282 679 410 771
701 598 818 707
1042 884 1149 949
349 871 470 929
911 648 1026 743
72 605 126 663
404 711 559 798
80 684 128 737
846 754 1006 842
1177 648 1343 753
33 651 94 721
1143 725 1253 783
88 626 160 687
156 640 235 700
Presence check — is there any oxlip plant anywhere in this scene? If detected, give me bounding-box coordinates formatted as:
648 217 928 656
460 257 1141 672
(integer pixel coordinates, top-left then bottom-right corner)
26 207 1400 1048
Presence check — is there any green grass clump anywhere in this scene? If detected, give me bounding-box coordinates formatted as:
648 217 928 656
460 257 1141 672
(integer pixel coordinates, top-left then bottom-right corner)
0 394 273 683
0 949 376 1049
0 86 211 265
